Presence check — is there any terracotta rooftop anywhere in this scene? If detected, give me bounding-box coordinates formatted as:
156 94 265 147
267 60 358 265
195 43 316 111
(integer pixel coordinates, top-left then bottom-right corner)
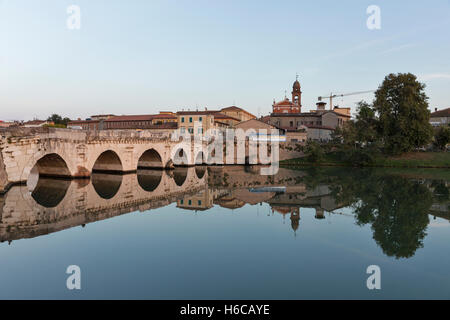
270 110 351 118
177 110 240 122
270 112 320 117
68 119 101 124
273 98 295 107
105 114 176 122
430 107 450 117
221 106 256 117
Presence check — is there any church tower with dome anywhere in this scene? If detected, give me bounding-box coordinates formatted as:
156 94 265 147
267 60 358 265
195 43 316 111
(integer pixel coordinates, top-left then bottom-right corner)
272 76 302 114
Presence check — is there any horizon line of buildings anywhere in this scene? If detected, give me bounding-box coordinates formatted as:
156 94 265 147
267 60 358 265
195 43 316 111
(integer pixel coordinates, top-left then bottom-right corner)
2 78 449 141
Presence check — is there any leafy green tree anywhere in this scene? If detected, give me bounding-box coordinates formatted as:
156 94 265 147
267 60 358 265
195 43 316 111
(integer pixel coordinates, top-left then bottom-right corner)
433 126 450 150
354 101 378 145
47 114 71 126
304 140 324 163
373 73 433 154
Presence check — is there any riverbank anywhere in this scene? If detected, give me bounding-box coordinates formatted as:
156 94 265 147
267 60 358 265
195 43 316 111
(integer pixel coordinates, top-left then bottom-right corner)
281 151 450 169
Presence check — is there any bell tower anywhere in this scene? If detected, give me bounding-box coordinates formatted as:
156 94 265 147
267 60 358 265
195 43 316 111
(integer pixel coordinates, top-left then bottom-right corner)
292 74 302 112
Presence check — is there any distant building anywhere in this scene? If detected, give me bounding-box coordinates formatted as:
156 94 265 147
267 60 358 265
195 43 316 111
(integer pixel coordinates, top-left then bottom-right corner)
104 112 177 130
176 110 241 135
267 78 351 142
90 114 115 121
67 119 102 130
234 118 289 142
430 107 450 127
67 112 177 131
272 78 302 114
0 121 16 128
220 106 256 122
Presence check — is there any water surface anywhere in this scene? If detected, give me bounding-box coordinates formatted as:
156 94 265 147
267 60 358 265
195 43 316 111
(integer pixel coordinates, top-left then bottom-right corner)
0 166 448 299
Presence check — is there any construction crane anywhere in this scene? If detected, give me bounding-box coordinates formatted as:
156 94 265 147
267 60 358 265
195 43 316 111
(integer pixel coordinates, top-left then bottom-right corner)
318 90 374 110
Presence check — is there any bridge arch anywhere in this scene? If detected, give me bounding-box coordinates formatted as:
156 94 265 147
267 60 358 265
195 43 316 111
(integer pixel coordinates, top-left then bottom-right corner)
172 148 189 166
137 149 163 169
92 150 123 173
195 151 205 165
30 153 72 178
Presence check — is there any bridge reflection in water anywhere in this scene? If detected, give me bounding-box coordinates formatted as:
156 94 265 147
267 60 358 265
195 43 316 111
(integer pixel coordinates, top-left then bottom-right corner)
0 166 448 259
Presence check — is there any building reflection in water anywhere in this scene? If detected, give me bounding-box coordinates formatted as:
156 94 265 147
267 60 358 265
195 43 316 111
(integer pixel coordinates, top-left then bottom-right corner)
0 166 448 259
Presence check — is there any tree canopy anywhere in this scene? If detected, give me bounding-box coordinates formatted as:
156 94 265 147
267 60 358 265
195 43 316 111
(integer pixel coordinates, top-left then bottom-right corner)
373 73 433 154
47 114 71 126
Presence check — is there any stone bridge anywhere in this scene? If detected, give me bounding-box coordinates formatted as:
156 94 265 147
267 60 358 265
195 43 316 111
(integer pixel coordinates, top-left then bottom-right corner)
0 127 212 193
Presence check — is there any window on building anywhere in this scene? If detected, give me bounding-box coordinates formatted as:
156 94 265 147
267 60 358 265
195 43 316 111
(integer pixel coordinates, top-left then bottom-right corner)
189 117 193 123
181 117 185 123
199 117 202 122
198 200 202 205
188 200 192 205
180 199 184 205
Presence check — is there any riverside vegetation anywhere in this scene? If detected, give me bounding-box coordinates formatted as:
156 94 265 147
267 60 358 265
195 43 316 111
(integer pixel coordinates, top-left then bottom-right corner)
283 73 450 168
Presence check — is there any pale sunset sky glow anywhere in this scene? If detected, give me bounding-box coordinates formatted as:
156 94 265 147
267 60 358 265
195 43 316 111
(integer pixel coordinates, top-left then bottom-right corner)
1 0 449 121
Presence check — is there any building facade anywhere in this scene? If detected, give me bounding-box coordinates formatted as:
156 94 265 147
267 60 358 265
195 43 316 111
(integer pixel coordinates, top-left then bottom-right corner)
430 107 450 127
176 110 241 135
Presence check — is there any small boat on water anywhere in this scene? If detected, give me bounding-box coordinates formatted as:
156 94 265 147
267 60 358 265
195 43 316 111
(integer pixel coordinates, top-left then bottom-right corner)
248 186 286 193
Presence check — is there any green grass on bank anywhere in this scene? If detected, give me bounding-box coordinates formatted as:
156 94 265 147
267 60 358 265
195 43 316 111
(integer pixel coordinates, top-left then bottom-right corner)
281 152 450 169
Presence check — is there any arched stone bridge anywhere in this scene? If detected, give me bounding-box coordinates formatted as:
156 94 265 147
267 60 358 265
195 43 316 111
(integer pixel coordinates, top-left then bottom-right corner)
0 127 209 192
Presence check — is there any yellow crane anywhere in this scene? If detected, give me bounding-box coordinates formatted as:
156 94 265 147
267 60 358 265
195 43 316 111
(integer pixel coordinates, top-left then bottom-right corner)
318 90 374 110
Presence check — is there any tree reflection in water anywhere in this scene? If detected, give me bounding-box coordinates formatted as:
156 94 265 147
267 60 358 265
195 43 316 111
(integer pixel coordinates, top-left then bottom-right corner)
323 169 433 259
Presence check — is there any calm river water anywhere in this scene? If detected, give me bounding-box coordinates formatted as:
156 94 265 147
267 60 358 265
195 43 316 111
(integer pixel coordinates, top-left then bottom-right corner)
0 166 449 299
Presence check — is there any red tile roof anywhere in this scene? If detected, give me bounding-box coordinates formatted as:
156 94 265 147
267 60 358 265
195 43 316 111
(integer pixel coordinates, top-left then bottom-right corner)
430 107 450 117
105 114 176 122
273 99 294 107
68 119 100 124
221 106 256 118
177 110 240 122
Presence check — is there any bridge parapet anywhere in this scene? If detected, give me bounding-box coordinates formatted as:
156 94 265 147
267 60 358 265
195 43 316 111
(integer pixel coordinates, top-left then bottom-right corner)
0 127 185 189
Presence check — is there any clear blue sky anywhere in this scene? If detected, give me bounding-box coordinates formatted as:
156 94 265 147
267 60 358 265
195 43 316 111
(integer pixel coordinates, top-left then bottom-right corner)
1 0 449 121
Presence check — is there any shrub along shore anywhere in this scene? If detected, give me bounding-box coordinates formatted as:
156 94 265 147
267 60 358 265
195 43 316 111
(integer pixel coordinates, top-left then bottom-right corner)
281 151 450 169
282 72 450 169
